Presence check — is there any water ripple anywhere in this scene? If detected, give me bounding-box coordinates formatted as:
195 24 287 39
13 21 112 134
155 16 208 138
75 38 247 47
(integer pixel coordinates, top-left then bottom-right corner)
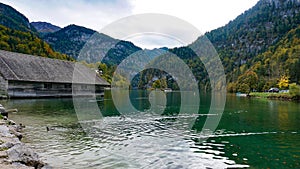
21 113 299 168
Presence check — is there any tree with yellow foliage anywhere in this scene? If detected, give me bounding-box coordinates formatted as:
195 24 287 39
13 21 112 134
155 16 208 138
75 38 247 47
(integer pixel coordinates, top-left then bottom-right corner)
278 75 289 89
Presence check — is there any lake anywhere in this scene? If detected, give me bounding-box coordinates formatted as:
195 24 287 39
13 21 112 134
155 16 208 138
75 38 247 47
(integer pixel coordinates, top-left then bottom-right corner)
1 90 300 169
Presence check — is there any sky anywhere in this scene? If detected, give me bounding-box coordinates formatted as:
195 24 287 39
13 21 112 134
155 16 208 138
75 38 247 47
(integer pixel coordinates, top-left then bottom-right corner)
1 0 260 49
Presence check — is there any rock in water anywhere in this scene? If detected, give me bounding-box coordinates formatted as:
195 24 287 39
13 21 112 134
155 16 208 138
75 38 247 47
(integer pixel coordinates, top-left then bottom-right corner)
7 144 45 169
0 107 7 117
0 108 4 111
6 109 18 113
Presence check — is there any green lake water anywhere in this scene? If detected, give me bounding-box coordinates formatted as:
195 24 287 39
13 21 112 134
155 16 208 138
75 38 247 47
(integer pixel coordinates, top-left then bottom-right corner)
1 90 299 169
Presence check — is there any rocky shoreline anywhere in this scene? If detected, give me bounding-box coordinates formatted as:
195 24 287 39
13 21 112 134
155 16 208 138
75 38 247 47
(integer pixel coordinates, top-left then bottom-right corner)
0 104 50 169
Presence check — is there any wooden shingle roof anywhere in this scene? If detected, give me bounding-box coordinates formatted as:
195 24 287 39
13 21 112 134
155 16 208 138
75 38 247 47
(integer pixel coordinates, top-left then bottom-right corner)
0 50 110 85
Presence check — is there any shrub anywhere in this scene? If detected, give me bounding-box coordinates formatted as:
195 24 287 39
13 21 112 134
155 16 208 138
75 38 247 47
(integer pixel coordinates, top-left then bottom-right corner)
227 82 237 93
238 83 250 94
289 83 300 97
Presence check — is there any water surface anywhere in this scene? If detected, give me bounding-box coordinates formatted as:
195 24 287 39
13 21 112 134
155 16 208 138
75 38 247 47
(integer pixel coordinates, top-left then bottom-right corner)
1 91 299 168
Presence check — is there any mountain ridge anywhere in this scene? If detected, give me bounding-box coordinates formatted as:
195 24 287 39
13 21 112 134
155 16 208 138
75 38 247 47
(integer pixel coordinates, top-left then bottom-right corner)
31 21 61 35
42 24 142 64
0 0 299 90
0 3 71 60
42 24 97 59
0 2 36 32
147 0 300 90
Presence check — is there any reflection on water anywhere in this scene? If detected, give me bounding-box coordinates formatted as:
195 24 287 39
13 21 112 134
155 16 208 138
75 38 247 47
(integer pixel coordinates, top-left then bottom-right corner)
1 91 300 169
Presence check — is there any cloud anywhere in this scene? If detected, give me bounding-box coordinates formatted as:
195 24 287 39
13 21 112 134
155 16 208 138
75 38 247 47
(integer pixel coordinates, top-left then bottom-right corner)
128 0 260 48
100 13 202 49
131 0 259 33
1 0 259 48
1 0 134 30
127 35 184 49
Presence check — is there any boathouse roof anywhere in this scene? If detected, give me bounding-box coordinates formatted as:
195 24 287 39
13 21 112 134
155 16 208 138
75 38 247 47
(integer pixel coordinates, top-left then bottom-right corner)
0 50 110 85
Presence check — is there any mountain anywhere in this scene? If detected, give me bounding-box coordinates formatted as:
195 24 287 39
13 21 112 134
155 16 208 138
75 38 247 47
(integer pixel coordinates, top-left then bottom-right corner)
0 2 36 32
42 24 95 59
0 1 299 91
43 24 142 64
204 0 300 75
246 24 300 91
31 21 61 35
103 40 143 65
213 0 300 92
160 0 300 91
0 2 141 65
0 24 71 60
136 0 300 90
0 3 71 60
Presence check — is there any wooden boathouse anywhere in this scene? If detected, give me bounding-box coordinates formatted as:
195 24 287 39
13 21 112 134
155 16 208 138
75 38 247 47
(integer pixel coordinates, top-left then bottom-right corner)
0 50 110 98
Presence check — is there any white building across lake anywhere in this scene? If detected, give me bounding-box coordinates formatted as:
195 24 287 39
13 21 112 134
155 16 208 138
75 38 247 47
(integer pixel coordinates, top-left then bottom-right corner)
0 50 110 98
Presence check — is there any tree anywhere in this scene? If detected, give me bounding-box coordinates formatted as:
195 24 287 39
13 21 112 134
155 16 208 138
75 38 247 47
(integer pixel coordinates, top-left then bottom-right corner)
236 70 258 93
289 83 300 97
238 83 250 94
227 82 237 93
152 80 161 89
289 59 300 83
113 73 129 88
160 78 168 89
278 75 289 89
98 63 108 74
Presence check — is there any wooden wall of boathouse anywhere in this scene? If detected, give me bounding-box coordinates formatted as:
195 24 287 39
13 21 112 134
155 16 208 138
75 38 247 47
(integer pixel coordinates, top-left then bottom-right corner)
0 75 8 96
6 80 106 98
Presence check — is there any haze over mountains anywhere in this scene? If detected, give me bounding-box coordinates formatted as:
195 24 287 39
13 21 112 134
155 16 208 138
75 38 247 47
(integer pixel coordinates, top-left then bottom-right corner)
0 0 299 91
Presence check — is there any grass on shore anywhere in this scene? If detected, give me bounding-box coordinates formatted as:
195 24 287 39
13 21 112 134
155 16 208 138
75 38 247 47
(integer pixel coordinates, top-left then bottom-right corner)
249 92 298 101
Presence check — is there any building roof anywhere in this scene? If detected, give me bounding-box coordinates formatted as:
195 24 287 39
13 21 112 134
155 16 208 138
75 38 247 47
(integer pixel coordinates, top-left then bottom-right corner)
0 50 110 85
